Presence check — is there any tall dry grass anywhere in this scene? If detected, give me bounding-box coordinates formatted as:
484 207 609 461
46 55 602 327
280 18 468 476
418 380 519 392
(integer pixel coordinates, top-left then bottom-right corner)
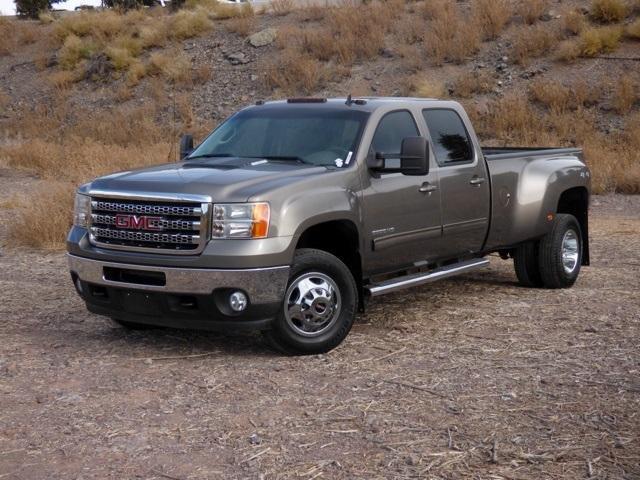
468 95 640 194
0 94 211 248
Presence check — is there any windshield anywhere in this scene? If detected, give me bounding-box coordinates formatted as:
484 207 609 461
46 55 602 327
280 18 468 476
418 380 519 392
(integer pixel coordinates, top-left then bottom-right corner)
188 106 369 167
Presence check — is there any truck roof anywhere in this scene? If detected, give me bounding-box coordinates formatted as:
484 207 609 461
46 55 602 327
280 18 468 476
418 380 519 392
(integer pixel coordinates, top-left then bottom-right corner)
253 97 453 113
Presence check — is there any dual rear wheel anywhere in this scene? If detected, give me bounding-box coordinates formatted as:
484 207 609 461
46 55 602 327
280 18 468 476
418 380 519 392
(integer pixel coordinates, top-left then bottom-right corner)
513 213 583 289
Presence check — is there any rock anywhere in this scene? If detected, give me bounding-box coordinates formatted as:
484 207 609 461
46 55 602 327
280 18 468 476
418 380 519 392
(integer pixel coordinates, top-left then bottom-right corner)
380 48 394 58
226 52 250 65
540 12 553 22
496 62 508 71
249 28 277 47
249 433 262 445
84 53 113 81
501 56 508 62
250 74 258 81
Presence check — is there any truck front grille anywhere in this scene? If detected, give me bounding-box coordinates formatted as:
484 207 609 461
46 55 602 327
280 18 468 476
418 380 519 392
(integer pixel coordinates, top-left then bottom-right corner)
88 197 209 255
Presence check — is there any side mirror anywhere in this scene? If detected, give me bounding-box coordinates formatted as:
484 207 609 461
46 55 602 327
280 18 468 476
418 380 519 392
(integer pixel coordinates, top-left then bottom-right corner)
367 136 429 176
179 134 194 160
399 136 429 176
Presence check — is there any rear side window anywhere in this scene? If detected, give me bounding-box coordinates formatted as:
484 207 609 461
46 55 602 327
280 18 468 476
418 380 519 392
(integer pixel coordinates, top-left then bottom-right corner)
371 110 419 158
422 109 474 165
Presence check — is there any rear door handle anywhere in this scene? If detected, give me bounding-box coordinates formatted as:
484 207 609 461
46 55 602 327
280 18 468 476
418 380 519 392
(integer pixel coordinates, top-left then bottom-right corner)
469 177 486 186
419 182 438 193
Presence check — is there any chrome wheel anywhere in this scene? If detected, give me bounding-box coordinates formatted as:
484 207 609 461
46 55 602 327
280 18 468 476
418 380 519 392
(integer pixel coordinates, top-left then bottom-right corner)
561 229 579 274
284 272 341 337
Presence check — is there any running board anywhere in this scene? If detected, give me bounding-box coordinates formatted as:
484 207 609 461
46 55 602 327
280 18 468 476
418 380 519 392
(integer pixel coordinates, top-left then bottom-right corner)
366 258 490 297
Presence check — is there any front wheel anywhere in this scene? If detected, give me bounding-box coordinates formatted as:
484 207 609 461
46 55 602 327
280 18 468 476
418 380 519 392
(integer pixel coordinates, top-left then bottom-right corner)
538 213 583 289
265 248 358 355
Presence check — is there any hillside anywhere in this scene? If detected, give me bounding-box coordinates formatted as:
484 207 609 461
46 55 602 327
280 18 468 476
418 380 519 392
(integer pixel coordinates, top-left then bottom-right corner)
0 0 639 248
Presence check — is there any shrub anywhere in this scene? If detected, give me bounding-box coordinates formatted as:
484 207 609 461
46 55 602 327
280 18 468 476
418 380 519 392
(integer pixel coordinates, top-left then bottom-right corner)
517 0 548 25
613 75 638 114
452 70 493 98
270 0 294 16
555 39 581 62
423 2 481 65
59 34 95 70
15 0 53 19
263 49 326 94
579 26 623 56
169 8 213 39
590 0 629 23
149 50 192 83
562 8 586 35
512 24 558 65
626 18 640 38
225 15 255 36
472 0 512 40
402 75 446 98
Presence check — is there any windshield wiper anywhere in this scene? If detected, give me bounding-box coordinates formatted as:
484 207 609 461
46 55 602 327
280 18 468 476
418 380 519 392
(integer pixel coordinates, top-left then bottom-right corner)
187 153 234 160
247 155 310 164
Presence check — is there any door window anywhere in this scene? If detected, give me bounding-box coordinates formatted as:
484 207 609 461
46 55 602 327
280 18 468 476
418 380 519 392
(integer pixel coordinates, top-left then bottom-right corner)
371 110 419 168
422 109 473 166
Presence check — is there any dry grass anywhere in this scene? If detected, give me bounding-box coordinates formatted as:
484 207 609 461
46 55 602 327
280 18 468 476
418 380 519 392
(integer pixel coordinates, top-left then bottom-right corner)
472 0 512 40
579 25 623 56
613 74 638 114
626 18 640 38
270 0 295 16
0 18 53 56
423 1 481 65
554 39 581 62
225 15 255 36
148 50 192 84
516 0 549 25
263 50 326 95
529 79 600 113
471 94 640 193
562 8 586 35
512 24 558 65
401 75 447 98
0 100 185 248
45 7 217 85
590 0 629 23
452 70 493 98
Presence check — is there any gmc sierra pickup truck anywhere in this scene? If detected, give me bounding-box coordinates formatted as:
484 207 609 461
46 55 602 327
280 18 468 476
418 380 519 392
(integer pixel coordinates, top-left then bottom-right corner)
68 97 590 354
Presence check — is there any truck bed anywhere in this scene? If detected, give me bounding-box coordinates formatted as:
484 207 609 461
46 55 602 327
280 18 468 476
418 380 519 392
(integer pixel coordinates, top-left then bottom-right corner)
482 146 581 160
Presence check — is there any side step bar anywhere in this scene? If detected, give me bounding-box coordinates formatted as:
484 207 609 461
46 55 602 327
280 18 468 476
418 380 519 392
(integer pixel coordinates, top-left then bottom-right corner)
366 258 490 297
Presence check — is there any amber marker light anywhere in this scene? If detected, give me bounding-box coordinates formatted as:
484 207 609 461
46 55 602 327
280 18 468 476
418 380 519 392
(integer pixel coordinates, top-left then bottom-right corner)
251 203 270 238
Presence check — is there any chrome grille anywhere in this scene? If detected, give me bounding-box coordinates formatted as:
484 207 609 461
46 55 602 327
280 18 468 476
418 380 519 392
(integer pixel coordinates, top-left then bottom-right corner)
89 197 209 254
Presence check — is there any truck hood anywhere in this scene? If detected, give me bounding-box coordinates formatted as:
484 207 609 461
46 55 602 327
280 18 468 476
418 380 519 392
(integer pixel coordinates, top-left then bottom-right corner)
86 158 330 202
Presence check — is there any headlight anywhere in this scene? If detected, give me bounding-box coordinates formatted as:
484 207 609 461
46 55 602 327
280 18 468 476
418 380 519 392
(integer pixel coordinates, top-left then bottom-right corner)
212 202 270 239
73 193 90 228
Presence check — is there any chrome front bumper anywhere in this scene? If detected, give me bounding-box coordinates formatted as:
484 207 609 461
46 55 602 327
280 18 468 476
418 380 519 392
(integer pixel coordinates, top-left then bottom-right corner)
67 254 290 304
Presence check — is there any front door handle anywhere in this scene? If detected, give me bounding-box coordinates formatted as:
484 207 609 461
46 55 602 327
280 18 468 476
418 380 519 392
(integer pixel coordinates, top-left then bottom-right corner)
419 182 438 193
469 176 486 186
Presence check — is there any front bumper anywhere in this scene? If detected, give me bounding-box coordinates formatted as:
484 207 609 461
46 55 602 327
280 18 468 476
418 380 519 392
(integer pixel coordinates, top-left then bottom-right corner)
68 254 290 330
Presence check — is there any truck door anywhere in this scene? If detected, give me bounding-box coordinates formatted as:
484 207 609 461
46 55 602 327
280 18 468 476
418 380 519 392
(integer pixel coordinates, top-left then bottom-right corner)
361 109 443 275
422 108 490 257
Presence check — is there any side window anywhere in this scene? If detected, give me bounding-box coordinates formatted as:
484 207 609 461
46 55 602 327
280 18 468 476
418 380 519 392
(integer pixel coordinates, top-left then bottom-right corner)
371 111 419 167
422 109 474 165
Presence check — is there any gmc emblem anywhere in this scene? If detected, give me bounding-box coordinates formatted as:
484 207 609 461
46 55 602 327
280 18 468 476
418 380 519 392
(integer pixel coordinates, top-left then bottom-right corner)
114 214 163 231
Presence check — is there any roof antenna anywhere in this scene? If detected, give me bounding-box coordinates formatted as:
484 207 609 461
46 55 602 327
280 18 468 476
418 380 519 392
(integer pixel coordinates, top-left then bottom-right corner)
345 94 352 106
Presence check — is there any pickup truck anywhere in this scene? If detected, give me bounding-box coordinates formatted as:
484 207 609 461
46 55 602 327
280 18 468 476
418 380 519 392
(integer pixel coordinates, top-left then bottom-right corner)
67 97 591 354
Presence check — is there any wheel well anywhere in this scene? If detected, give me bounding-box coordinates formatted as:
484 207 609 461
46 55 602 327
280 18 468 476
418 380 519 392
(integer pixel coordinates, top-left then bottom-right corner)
296 220 364 310
557 187 590 265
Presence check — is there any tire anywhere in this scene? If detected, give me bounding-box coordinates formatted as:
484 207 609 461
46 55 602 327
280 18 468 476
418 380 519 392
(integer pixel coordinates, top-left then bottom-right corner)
513 240 543 287
112 318 157 330
538 213 583 289
264 248 358 355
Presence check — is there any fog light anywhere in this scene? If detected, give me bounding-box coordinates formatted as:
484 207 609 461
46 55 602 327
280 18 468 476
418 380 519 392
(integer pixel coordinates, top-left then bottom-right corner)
229 291 248 312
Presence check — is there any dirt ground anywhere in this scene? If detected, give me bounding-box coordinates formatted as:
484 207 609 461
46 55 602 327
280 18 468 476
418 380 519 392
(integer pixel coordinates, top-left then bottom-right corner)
0 172 638 479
